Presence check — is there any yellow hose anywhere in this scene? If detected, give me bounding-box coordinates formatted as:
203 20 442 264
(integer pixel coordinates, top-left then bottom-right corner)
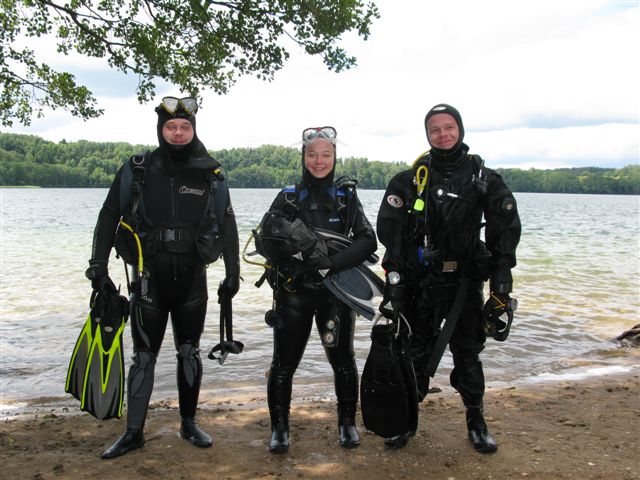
242 231 272 269
118 220 144 272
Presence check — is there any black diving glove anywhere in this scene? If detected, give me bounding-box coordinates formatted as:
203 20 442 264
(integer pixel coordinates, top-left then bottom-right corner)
289 218 321 254
483 292 517 341
218 274 240 300
85 262 117 295
306 253 332 271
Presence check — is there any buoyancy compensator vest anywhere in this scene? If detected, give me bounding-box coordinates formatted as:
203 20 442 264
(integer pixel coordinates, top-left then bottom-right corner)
255 175 358 262
280 175 358 235
408 153 491 281
251 176 359 291
114 152 230 266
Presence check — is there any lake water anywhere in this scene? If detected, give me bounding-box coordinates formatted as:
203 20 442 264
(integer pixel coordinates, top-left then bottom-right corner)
1 188 639 415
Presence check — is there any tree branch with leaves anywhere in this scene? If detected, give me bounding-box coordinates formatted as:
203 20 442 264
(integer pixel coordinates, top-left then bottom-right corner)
0 0 379 127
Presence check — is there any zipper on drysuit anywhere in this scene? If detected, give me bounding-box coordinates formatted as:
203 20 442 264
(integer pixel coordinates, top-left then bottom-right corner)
169 176 179 281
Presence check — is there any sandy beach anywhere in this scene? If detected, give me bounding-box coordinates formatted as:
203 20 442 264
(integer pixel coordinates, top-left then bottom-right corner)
1 369 638 480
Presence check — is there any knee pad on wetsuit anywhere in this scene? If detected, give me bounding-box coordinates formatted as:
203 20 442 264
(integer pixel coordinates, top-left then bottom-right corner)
176 343 202 389
128 349 157 398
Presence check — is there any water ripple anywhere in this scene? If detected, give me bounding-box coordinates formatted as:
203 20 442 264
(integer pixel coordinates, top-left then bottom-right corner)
1 190 639 405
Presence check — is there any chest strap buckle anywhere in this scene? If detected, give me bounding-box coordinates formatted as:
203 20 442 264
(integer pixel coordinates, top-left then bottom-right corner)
442 261 458 273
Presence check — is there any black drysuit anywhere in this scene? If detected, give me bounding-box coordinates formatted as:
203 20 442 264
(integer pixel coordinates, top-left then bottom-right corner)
376 149 521 406
262 182 377 430
89 142 239 429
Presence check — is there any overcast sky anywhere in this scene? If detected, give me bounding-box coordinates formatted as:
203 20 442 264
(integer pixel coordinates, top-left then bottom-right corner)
4 0 639 169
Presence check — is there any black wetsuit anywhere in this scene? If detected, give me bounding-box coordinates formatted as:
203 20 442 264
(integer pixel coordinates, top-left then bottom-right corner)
89 142 239 430
377 148 521 407
263 180 376 443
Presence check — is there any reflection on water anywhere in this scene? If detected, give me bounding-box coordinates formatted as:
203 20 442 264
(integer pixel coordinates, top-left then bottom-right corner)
1 189 639 409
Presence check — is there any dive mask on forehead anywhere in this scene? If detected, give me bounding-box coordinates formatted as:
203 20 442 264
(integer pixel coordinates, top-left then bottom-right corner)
302 126 337 146
160 96 199 115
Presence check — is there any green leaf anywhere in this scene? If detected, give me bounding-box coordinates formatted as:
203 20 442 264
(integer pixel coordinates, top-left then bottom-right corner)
1 0 380 126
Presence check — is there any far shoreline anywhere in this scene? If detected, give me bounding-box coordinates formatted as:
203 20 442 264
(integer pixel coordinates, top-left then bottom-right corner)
1 186 639 196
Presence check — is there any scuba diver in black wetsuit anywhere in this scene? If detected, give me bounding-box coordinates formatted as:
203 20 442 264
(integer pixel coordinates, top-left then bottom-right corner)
376 104 521 452
86 96 240 459
255 126 377 453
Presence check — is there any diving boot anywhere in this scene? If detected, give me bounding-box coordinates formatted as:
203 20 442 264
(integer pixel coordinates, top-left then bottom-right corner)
101 428 145 459
383 430 415 449
466 406 497 453
180 417 212 448
269 411 290 453
338 406 360 449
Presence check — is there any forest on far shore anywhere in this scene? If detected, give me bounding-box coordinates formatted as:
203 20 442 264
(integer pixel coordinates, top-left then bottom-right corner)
1 133 638 194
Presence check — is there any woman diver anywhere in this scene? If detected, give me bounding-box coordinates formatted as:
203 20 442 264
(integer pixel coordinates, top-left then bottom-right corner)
255 126 377 452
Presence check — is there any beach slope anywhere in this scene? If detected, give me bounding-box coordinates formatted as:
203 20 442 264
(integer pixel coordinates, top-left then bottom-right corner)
1 371 638 480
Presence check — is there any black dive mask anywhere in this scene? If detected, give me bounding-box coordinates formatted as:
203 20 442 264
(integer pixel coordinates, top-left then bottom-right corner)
155 99 199 162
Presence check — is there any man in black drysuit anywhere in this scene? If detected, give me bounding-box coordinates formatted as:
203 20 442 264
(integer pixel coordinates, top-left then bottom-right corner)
85 97 240 459
257 126 377 453
376 104 521 452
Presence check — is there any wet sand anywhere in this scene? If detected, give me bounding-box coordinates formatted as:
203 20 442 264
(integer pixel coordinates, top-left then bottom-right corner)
1 370 638 480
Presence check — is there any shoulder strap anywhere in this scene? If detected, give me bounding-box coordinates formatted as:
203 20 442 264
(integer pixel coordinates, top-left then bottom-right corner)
119 152 148 217
469 154 483 173
276 185 301 218
469 154 488 195
279 180 357 235
334 175 358 235
209 168 228 230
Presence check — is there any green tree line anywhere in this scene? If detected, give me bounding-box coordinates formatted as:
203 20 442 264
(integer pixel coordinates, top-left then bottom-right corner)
1 133 638 193
497 166 640 195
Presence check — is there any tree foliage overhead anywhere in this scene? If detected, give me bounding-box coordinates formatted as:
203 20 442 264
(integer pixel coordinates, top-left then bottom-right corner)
0 0 380 127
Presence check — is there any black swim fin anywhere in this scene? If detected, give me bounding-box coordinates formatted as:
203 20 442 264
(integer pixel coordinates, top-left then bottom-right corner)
65 290 129 420
323 264 384 320
314 227 383 319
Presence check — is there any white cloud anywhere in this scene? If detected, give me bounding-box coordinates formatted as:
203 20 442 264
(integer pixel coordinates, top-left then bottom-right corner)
471 123 639 169
4 0 639 168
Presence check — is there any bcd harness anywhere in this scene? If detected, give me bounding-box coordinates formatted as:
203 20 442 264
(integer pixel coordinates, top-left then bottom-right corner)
114 152 229 283
244 176 361 332
409 152 489 277
407 152 490 378
280 175 358 237
245 176 359 291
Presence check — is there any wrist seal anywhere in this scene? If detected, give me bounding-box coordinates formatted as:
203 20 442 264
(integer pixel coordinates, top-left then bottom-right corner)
85 262 108 280
490 283 511 295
